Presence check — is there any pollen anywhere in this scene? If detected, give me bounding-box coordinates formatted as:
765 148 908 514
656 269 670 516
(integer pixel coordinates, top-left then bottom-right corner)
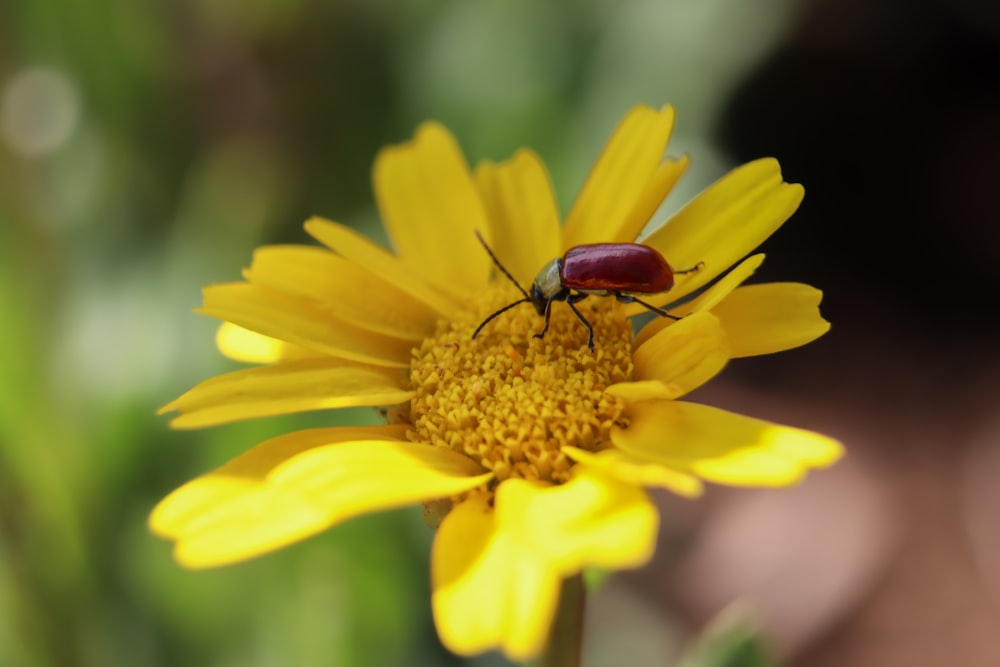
406 284 633 488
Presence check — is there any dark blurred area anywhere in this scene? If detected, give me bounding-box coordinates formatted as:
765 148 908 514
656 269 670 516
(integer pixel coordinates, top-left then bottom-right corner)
724 0 1000 341
642 2 1000 666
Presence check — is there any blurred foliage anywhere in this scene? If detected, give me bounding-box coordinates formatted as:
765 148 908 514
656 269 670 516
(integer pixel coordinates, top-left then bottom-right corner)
0 0 801 665
677 605 775 667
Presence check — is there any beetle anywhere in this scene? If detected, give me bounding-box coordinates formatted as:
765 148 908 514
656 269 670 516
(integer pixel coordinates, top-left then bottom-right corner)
472 231 703 351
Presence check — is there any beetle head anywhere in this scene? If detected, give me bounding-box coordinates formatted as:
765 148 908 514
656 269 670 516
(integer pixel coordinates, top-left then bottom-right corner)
529 283 548 316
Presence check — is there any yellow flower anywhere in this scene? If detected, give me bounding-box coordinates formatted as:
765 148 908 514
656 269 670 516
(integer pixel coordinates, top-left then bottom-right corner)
152 105 842 661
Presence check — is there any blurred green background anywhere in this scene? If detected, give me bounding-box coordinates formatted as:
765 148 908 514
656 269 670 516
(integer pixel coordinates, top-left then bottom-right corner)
0 1 823 665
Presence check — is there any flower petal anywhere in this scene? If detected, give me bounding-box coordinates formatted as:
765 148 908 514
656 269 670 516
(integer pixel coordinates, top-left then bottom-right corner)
373 122 492 294
432 474 657 661
244 245 437 340
304 217 458 317
151 425 408 538
632 312 730 397
562 447 703 498
160 358 412 429
215 322 320 364
199 282 413 367
712 283 831 357
475 149 561 287
269 440 491 513
612 154 690 244
509 471 658 574
643 158 803 300
604 380 679 402
432 493 561 662
162 439 491 569
563 105 677 248
613 400 844 487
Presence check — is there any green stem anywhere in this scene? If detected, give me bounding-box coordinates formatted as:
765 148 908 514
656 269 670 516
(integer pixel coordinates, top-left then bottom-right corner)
541 574 586 667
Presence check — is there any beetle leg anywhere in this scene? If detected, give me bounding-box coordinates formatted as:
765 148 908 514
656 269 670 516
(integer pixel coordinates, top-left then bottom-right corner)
566 294 596 351
616 294 682 321
674 261 705 275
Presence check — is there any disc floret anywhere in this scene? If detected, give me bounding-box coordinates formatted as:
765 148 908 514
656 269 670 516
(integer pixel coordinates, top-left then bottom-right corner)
407 285 633 488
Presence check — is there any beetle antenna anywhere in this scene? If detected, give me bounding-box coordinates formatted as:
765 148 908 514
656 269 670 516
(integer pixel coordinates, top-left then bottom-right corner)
472 298 531 340
474 230 531 301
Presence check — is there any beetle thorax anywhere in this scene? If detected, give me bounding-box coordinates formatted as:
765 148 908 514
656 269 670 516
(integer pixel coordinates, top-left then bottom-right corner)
531 258 564 314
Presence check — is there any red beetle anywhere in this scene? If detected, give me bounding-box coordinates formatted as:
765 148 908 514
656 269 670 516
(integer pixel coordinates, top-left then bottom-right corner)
473 231 702 350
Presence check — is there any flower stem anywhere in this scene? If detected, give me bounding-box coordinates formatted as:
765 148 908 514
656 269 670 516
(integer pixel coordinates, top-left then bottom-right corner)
541 574 586 667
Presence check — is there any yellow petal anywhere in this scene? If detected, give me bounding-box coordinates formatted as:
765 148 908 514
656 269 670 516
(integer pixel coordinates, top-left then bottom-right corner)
269 440 491 514
162 439 491 569
712 283 831 357
434 469 660 660
151 424 408 538
215 322 320 364
612 154 690 244
373 122 492 295
160 358 412 429
304 217 458 316
613 400 844 487
172 485 324 568
643 158 803 300
562 447 703 498
432 493 561 661
563 105 677 248
474 149 561 287
632 312 730 397
199 282 413 367
244 245 437 340
501 473 658 574
605 379 679 402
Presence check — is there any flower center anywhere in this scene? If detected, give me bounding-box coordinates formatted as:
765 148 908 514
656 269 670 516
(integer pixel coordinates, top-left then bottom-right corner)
406 283 633 487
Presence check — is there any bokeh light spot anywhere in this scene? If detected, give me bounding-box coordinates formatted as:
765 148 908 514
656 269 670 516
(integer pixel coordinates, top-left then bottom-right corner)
1 66 81 157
